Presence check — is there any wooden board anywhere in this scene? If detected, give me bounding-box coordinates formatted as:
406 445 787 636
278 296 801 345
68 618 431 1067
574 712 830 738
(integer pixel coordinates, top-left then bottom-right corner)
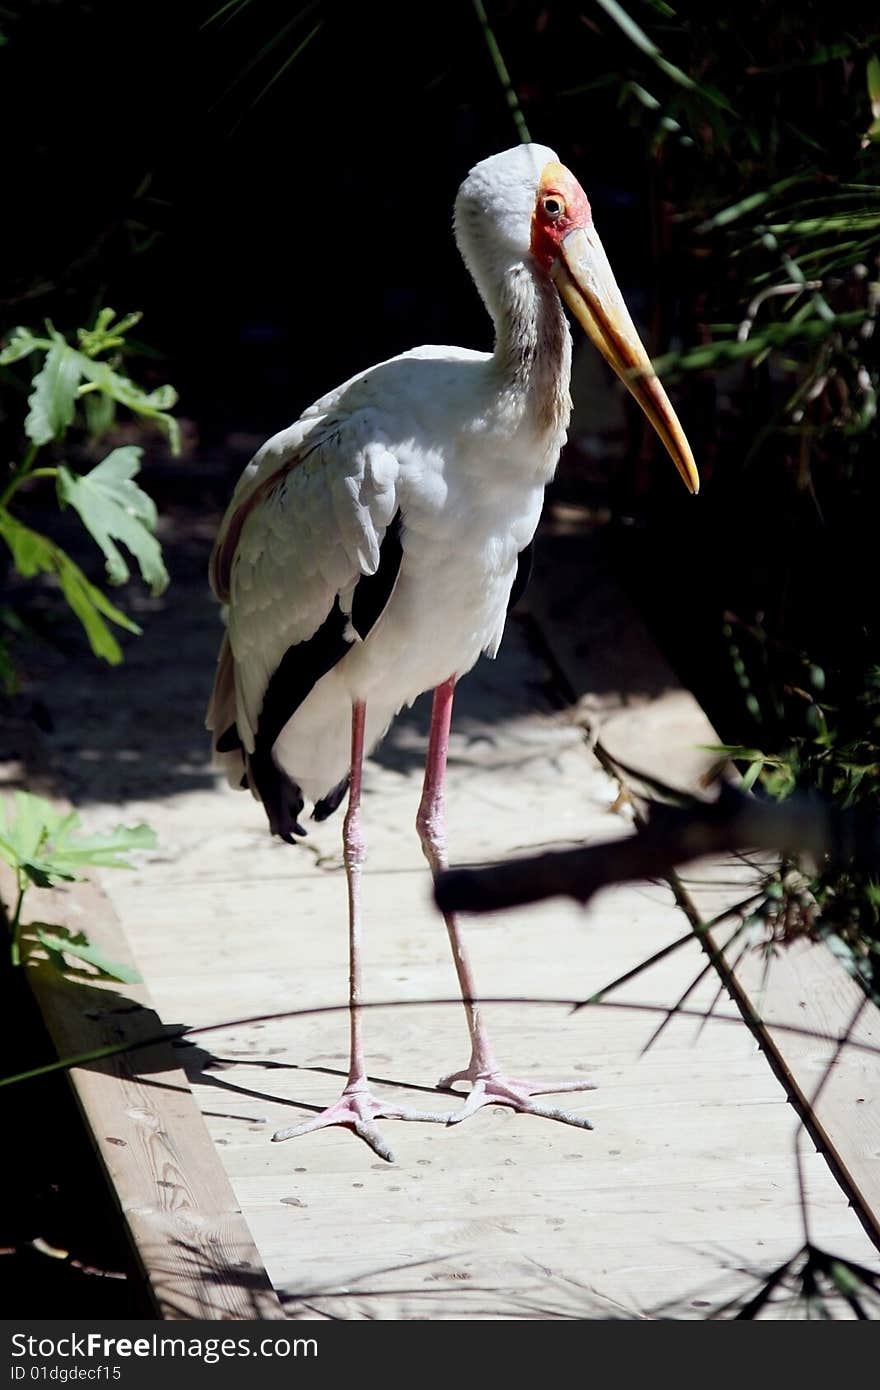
8 495 878 1319
0 860 285 1320
530 500 880 1252
688 865 880 1248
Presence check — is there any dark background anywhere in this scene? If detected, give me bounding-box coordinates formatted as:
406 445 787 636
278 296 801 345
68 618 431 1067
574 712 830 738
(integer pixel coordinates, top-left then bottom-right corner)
3 1 661 438
6 0 877 724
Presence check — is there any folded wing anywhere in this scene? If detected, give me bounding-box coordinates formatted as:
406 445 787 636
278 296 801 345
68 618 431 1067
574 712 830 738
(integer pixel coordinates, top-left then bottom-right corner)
206 419 402 837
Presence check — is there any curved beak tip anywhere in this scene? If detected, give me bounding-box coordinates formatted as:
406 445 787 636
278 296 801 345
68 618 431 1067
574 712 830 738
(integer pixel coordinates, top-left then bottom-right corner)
554 227 701 500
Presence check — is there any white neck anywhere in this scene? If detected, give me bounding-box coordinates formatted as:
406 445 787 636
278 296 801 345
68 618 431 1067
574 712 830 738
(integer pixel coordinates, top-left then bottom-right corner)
489 263 572 440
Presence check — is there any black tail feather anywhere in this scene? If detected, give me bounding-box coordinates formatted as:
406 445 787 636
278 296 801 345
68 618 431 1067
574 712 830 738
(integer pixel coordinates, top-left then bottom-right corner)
312 775 350 822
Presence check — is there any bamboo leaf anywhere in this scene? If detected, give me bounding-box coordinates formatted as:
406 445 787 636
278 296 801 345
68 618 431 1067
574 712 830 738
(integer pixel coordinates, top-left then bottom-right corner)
867 54 880 114
593 0 734 110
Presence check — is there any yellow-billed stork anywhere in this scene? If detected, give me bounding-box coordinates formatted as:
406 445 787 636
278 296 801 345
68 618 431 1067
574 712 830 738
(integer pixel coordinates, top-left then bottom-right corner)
207 144 698 1161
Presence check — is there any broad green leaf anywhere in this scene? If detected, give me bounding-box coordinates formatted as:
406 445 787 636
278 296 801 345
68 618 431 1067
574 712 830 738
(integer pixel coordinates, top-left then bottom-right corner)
0 326 46 366
2 317 179 450
8 791 68 861
0 793 82 885
24 340 83 445
35 926 142 984
83 388 116 440
57 447 168 594
54 549 139 662
47 820 157 871
75 357 181 454
19 859 78 888
0 791 156 907
0 510 140 663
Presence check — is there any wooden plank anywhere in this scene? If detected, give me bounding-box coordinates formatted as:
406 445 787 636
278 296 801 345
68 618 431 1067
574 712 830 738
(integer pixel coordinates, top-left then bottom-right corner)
89 602 878 1319
528 500 880 1249
113 862 875 1319
0 860 286 1320
16 496 878 1318
686 867 878 1251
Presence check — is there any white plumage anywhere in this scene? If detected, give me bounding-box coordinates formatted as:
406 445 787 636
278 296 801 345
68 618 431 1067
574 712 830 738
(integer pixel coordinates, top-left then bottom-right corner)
208 144 571 808
206 144 697 1160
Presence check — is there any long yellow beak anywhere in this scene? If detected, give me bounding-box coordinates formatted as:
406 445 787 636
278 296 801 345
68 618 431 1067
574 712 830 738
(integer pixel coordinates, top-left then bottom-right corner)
551 224 699 494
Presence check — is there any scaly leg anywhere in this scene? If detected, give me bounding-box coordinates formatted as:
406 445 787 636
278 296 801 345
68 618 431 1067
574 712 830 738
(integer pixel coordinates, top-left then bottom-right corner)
417 678 597 1132
273 700 450 1161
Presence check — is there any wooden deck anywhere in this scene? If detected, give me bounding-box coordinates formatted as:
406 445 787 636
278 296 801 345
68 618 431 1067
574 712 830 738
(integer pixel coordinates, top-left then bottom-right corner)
7 499 879 1318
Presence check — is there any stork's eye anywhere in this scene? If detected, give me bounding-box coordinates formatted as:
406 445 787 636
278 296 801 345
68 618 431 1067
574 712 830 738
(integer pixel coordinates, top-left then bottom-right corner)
542 196 564 219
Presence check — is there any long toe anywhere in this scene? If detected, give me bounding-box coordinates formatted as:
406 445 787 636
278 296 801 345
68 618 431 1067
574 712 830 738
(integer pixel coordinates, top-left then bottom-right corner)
439 1068 597 1131
272 1087 452 1161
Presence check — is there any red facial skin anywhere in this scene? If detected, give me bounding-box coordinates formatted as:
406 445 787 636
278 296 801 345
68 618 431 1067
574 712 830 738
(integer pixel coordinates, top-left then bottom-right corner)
529 162 593 271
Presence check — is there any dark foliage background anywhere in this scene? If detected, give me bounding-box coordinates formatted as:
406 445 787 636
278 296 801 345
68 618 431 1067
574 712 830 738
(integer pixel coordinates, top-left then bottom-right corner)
3 0 880 967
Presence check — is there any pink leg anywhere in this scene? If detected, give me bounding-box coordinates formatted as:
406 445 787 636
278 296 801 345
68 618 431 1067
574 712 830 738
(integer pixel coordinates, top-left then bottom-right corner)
273 700 450 1161
418 678 597 1132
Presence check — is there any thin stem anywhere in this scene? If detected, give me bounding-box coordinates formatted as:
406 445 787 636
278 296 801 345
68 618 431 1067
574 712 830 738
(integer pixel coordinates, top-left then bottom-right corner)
471 0 531 143
0 442 40 510
10 876 26 967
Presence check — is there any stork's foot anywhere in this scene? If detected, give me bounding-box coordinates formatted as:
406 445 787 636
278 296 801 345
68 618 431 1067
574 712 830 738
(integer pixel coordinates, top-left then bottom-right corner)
272 1083 451 1163
438 1065 598 1131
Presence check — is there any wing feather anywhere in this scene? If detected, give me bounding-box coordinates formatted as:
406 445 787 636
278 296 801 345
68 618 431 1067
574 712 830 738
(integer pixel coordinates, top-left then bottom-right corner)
207 419 402 760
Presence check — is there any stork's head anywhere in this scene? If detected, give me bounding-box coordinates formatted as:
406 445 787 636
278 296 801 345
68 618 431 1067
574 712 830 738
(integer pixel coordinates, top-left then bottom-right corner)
455 145 699 495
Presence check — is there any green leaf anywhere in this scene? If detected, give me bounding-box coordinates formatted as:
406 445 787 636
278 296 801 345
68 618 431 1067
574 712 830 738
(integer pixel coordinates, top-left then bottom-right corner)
57 447 168 594
24 340 83 445
76 308 143 359
0 793 82 886
868 55 880 111
0 792 156 883
34 926 142 984
75 357 180 454
700 743 771 761
593 0 734 111
740 760 764 792
145 384 178 411
697 175 806 232
5 792 66 861
46 820 157 872
83 388 116 440
0 510 140 663
0 326 46 366
652 311 869 375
